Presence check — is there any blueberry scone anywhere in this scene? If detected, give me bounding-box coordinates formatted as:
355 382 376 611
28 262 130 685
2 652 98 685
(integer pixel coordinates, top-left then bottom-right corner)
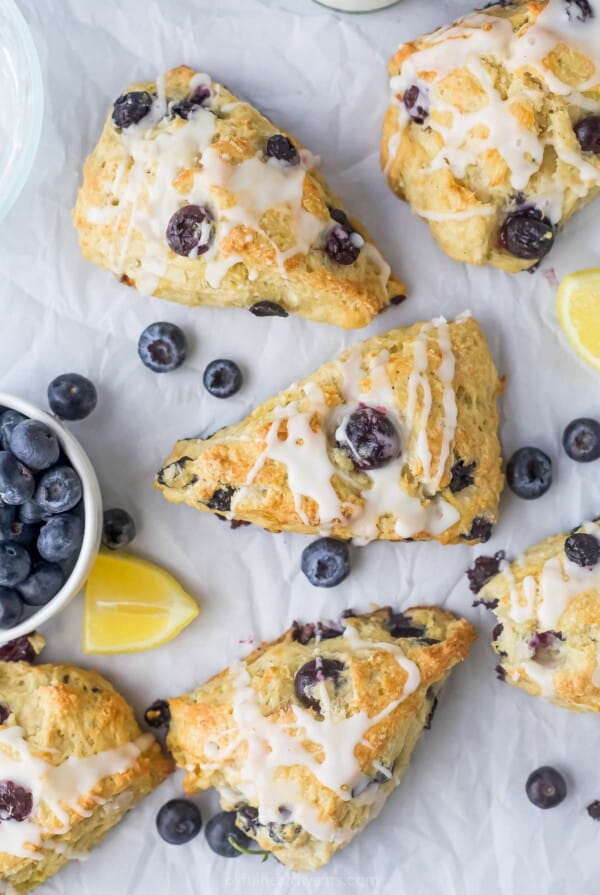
0 653 172 893
161 607 476 871
382 0 600 272
74 65 404 329
479 520 600 711
156 315 503 544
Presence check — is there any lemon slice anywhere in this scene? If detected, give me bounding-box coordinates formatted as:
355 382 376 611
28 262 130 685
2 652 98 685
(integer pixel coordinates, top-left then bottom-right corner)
557 268 600 372
84 552 199 654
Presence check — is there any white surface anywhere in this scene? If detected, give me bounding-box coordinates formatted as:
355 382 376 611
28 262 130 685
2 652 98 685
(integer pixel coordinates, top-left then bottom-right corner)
0 0 599 892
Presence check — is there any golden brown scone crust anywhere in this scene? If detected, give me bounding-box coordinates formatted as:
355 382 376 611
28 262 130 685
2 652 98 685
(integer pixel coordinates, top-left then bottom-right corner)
382 1 600 272
0 661 172 893
156 316 503 544
74 65 404 328
481 520 600 711
167 606 476 870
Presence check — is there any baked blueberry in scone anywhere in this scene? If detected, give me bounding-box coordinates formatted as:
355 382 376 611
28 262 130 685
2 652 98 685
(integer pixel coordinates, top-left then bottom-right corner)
163 607 476 871
156 315 503 545
382 0 600 272
73 65 404 329
479 520 600 711
0 653 172 893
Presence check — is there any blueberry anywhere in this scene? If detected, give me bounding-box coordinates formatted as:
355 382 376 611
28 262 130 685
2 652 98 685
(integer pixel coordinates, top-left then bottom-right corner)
403 85 429 124
294 658 345 712
526 766 567 809
112 91 153 128
35 466 82 515
0 705 8 724
47 373 98 421
265 134 300 165
0 521 37 551
506 447 552 499
0 587 24 628
301 538 350 588
565 0 593 21
0 544 31 588
249 301 288 318
467 551 505 594
564 532 599 568
18 500 48 525
138 322 187 373
291 619 344 645
0 781 33 821
144 699 171 729
461 516 494 543
575 116 600 153
587 800 600 820
340 407 401 470
171 85 211 119
156 799 202 845
9 420 59 471
102 508 136 550
37 514 84 563
203 360 243 399
386 611 426 638
207 487 235 512
205 811 254 858
562 418 600 463
18 563 65 607
166 205 214 257
0 500 16 525
449 459 476 493
0 452 34 506
0 410 26 449
0 635 35 663
498 209 555 260
324 210 363 265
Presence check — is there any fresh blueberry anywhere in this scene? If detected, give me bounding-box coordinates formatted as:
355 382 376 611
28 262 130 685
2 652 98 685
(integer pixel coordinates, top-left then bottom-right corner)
112 91 153 128
18 563 65 607
575 116 600 153
205 811 254 858
498 209 555 260
144 699 171 729
47 373 98 421
506 447 552 499
340 407 401 470
18 500 49 525
301 538 350 588
9 420 59 471
0 544 31 588
35 466 83 515
265 134 300 165
294 658 345 712
156 799 202 845
249 301 288 318
562 418 600 463
166 205 214 257
0 521 37 551
102 508 136 550
324 209 363 265
0 410 26 450
0 780 33 821
0 452 34 506
203 360 243 399
37 514 84 563
0 500 16 525
0 587 24 628
404 85 429 124
564 532 599 568
138 322 187 373
526 766 567 809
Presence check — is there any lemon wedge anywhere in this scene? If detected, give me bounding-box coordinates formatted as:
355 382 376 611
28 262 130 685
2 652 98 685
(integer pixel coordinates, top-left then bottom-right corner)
557 268 600 372
84 552 199 654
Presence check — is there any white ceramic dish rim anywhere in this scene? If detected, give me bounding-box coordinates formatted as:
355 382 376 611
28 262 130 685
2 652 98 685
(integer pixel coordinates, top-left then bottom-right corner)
0 391 102 645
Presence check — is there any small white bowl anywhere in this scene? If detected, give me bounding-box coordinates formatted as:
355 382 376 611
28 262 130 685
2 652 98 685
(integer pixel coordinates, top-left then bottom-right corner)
0 392 103 645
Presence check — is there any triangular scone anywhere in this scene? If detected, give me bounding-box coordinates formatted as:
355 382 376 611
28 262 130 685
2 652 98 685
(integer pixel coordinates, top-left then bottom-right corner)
480 520 600 712
0 659 172 892
164 607 476 871
73 65 404 329
156 315 503 544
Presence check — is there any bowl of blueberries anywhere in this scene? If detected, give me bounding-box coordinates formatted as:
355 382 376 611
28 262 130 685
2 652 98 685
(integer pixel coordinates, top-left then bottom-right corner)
0 375 102 643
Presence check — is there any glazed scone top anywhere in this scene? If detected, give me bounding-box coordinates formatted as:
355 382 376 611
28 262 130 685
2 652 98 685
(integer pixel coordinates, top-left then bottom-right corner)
386 0 600 223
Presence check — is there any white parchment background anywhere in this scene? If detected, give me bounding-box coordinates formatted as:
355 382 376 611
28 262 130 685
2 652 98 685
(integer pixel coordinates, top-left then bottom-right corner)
1 0 600 892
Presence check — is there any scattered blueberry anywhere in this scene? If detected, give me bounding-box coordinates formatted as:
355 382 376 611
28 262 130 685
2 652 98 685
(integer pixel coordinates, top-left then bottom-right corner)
0 521 37 551
0 410 26 450
0 780 33 821
562 418 600 463
138 322 187 373
0 635 36 662
37 514 84 563
587 800 600 820
575 116 600 153
112 91 153 128
0 544 31 588
47 373 97 421
564 532 599 567
301 538 350 588
203 360 243 399
265 134 300 165
467 551 506 594
0 453 34 506
9 420 59 471
35 467 82 515
498 209 555 260
249 301 288 318
294 658 345 712
18 500 48 525
0 588 24 628
205 811 254 858
18 563 65 606
506 447 552 499
340 407 401 470
144 699 171 729
102 508 136 550
324 209 363 265
526 767 567 809
403 85 429 124
449 459 476 493
156 799 202 845
166 205 214 257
